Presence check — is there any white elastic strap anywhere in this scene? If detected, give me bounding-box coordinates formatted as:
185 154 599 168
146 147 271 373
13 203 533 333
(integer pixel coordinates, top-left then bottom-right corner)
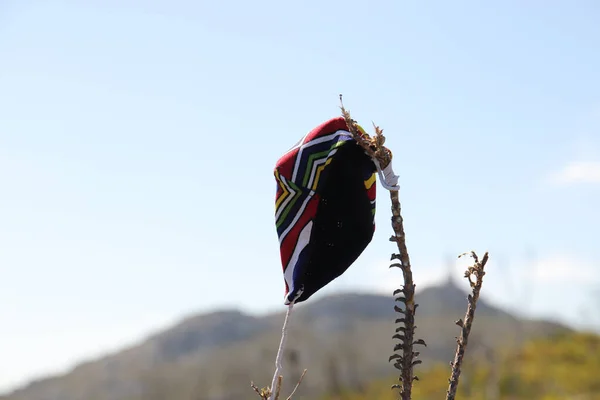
372 157 400 191
268 302 294 400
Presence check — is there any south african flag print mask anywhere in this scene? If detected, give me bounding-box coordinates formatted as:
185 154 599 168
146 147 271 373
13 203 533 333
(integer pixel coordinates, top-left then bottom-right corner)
274 117 378 305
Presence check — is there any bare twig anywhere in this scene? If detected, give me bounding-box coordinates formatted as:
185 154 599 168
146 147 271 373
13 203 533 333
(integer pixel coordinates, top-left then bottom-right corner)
445 251 489 400
250 381 268 399
286 369 307 400
340 96 425 400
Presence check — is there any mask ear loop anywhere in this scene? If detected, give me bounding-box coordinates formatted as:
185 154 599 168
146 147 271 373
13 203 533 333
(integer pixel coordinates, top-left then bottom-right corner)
371 157 400 191
354 123 400 192
268 302 294 400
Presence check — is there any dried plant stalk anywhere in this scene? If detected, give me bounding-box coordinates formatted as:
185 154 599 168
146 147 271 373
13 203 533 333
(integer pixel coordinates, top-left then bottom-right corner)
340 96 425 400
445 251 489 400
388 190 423 400
285 369 307 400
339 97 392 169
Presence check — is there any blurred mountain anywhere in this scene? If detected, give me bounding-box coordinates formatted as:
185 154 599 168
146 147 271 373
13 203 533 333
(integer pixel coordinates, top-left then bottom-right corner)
1 280 570 400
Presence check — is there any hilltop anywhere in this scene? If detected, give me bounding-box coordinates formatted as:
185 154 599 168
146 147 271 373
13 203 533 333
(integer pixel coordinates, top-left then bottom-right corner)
2 280 569 400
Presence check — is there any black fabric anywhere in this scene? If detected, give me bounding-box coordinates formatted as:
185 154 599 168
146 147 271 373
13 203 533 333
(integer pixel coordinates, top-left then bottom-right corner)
293 142 376 303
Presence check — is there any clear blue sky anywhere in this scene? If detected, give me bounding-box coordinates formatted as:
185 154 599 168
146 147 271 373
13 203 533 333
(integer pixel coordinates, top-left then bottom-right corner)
1 0 599 393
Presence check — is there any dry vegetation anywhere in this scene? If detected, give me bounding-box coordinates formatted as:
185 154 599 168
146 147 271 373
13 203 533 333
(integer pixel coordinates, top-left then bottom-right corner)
252 101 492 400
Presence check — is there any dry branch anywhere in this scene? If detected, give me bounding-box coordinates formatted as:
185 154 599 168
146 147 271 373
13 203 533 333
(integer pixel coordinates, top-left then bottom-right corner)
340 96 425 400
445 251 489 400
285 369 307 400
387 190 423 400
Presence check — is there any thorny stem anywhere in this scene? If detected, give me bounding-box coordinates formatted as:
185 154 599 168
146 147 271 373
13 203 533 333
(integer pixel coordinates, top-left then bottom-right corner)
340 95 424 400
389 190 420 400
445 251 489 400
